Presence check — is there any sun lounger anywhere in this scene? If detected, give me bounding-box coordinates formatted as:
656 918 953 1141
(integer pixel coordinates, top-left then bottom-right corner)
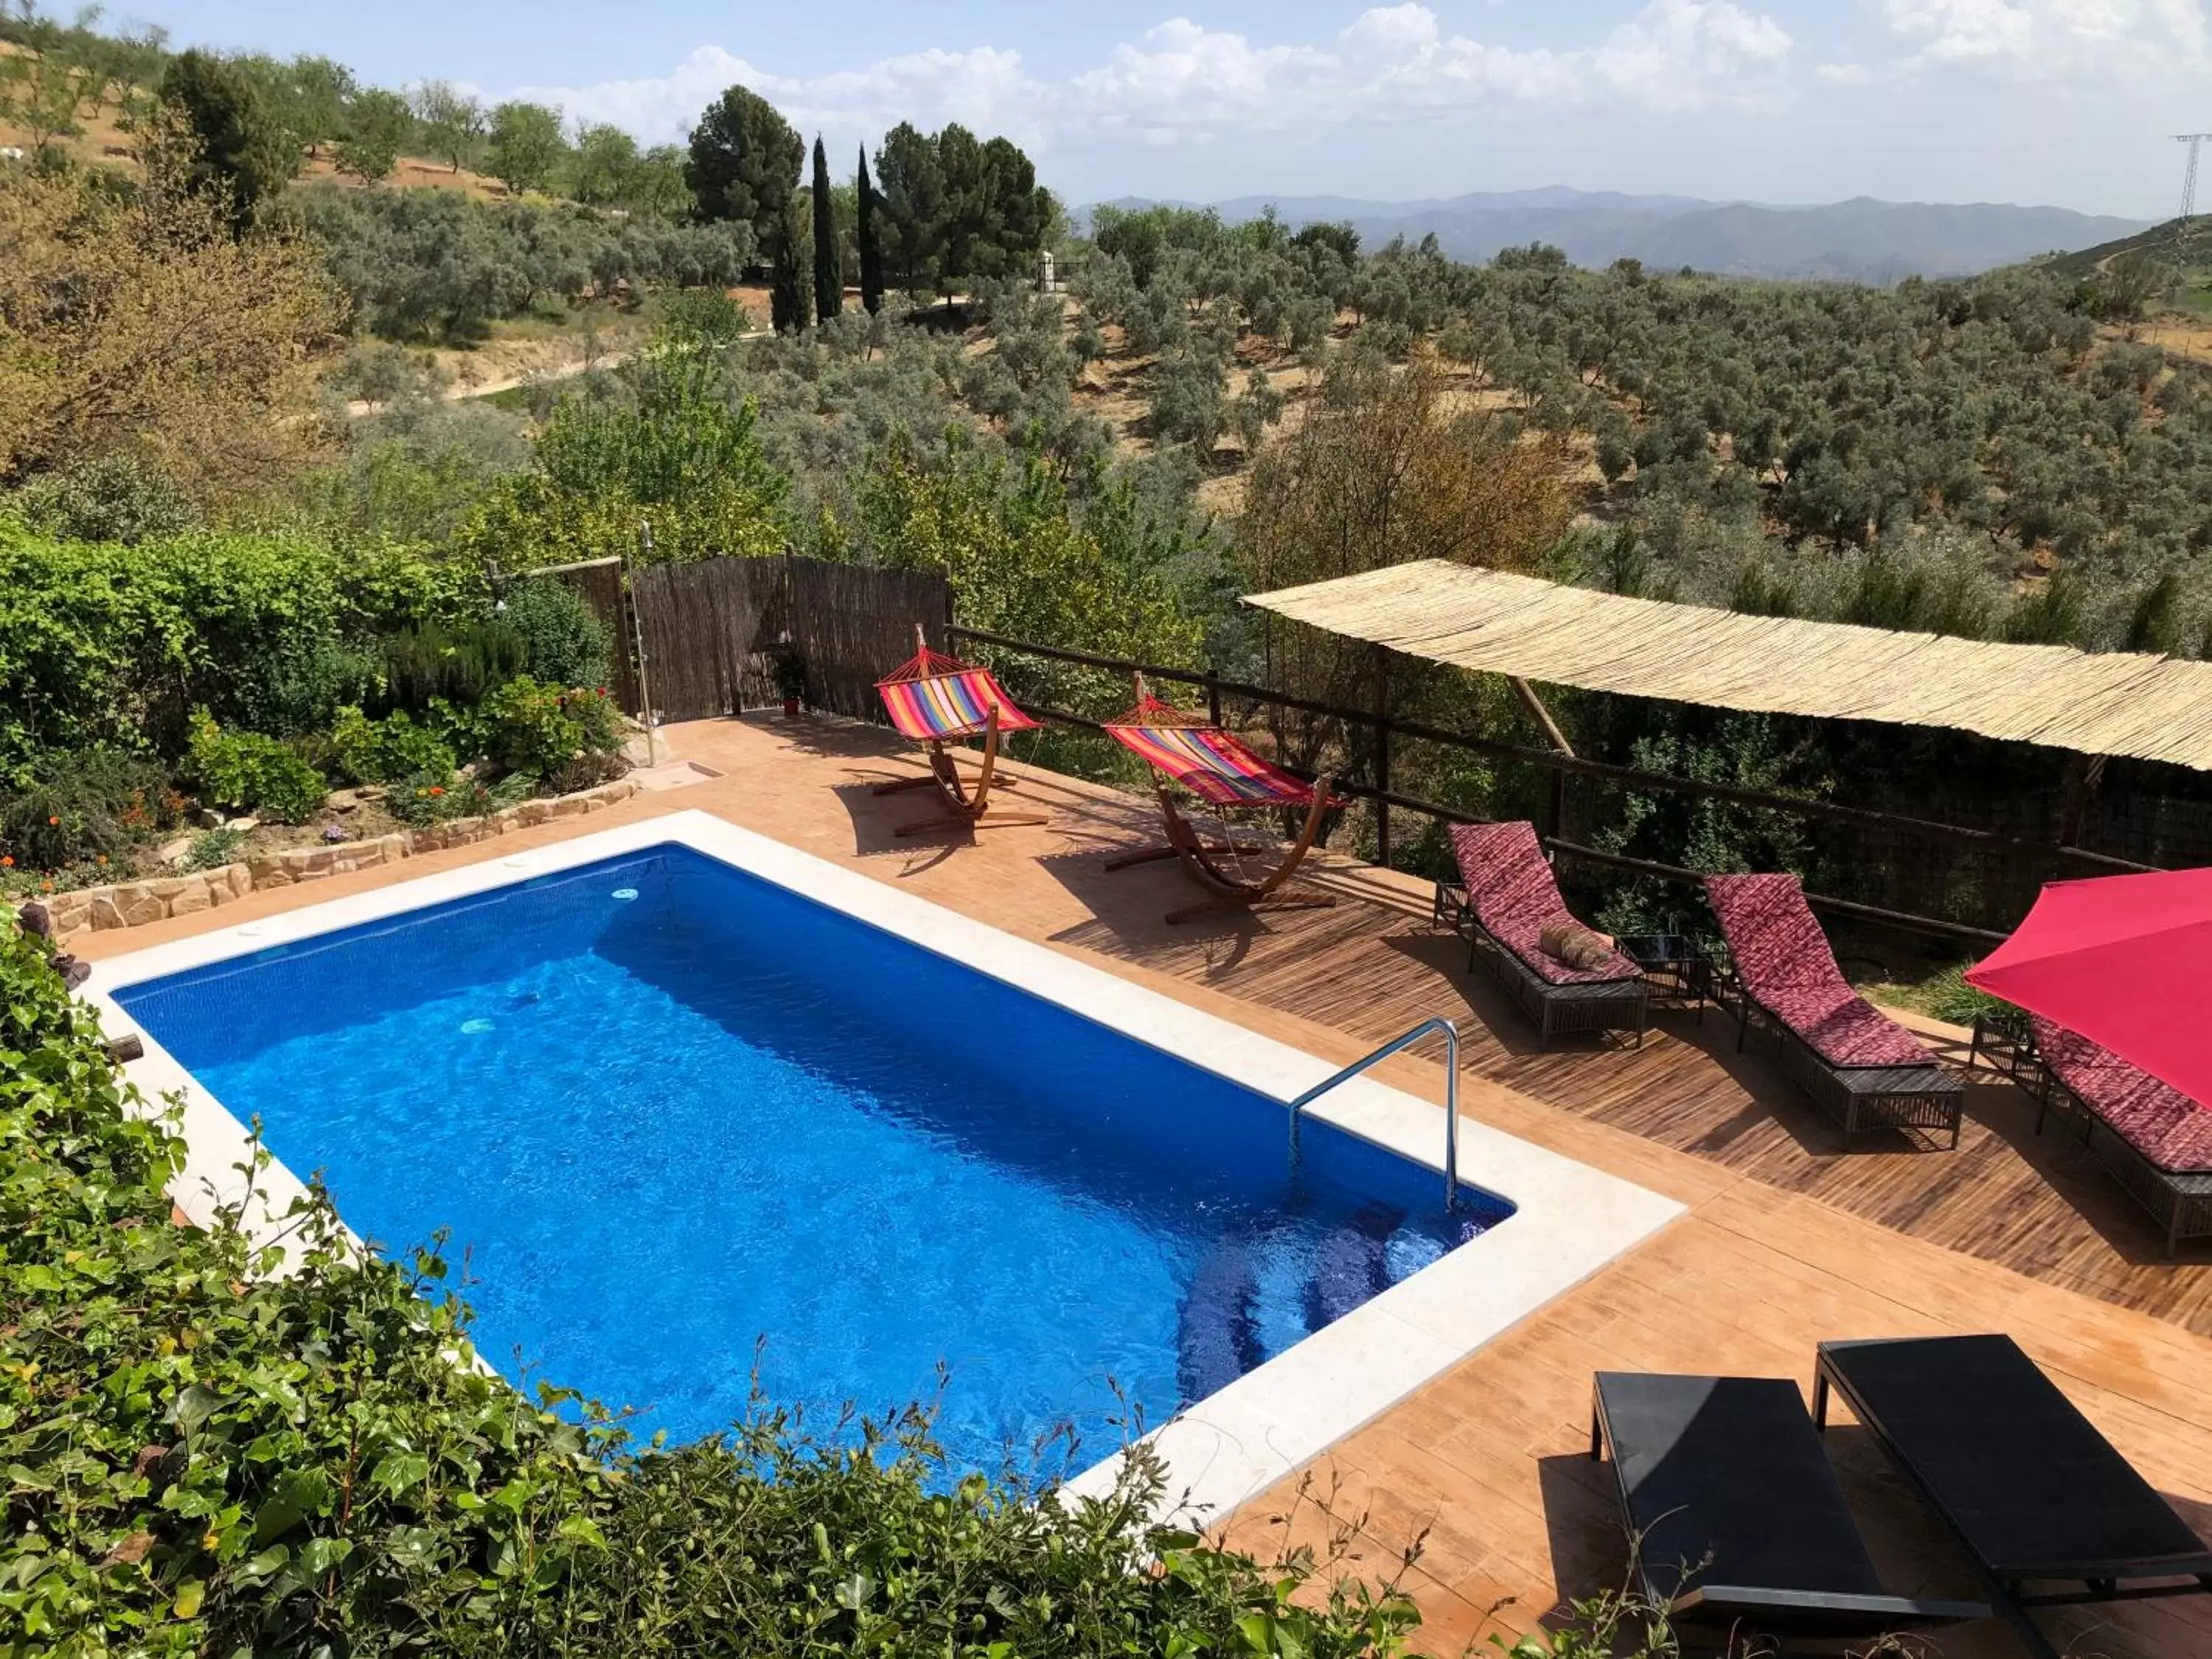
1445 821 1647 1046
1590 1371 1986 1642
1995 1015 2212 1255
873 627 1048 839
1103 680 1341 925
1704 873 1963 1147
1816 1333 2212 1659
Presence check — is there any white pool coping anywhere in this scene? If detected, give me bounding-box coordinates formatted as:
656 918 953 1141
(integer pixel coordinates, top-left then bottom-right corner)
86 808 1683 1524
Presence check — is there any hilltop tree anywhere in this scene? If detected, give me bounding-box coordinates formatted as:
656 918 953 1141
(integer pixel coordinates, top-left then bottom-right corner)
628 145 692 216
571 122 639 206
810 136 841 320
409 77 483 173
686 83 801 254
334 86 408 184
486 100 566 197
874 122 945 298
157 49 298 231
286 54 355 156
0 39 88 153
872 122 1051 298
856 145 884 314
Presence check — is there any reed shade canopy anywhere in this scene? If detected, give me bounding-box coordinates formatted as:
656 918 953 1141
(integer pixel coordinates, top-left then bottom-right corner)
1243 560 2212 772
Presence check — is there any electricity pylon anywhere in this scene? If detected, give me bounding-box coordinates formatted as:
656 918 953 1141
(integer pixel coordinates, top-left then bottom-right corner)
2180 134 2212 220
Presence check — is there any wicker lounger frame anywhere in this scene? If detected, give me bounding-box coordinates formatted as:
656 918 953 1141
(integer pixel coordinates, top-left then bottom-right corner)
1972 1018 2212 1256
1719 972 1964 1149
1438 884 1649 1048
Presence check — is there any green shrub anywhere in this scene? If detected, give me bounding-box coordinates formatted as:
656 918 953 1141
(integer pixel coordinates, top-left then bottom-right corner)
1920 962 2014 1028
0 925 1428 1657
0 748 178 874
385 769 530 827
481 677 626 789
180 825 248 872
379 619 529 714
7 454 195 545
500 577 612 689
330 706 459 787
186 712 328 824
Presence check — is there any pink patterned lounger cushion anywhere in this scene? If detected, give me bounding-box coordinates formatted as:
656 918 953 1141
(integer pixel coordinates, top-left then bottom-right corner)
1449 821 1642 987
1705 873 1935 1070
2031 1015 2212 1175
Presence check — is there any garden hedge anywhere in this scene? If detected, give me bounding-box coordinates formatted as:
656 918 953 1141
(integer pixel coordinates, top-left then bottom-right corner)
0 527 485 777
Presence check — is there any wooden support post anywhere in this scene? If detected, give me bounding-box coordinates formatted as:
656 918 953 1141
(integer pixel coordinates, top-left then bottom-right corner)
2056 752 2109 869
1372 644 1393 868
1509 675 1576 759
1509 675 1574 846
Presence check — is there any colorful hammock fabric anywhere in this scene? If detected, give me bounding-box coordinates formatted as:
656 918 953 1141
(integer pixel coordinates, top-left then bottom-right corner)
876 647 1043 743
1104 697 1336 810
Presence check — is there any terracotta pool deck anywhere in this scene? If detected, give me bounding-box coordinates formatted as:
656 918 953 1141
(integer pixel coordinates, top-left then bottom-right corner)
80 715 2212 1658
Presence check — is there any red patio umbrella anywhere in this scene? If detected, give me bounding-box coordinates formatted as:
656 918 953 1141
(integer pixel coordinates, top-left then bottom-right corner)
1966 866 2212 1104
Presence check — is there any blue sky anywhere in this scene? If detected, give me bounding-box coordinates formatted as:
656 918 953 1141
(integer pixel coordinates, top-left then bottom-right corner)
114 3 2211 218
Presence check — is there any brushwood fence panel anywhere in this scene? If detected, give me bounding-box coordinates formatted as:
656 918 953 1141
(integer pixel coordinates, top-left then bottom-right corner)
631 557 786 721
785 560 951 720
628 555 950 724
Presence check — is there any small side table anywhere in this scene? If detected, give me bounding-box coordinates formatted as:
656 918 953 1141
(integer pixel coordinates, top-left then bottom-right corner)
1616 933 1713 1019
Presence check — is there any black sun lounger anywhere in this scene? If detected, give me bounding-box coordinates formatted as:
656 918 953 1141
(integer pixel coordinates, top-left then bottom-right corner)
1591 1372 1986 1645
1815 1334 2212 1659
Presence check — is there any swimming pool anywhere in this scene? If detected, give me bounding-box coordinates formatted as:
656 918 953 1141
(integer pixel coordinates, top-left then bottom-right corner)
93 812 1682 1516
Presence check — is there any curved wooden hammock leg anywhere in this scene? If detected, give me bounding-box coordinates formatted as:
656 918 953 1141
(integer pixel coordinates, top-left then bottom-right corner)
1135 777 1337 925
884 706 1049 838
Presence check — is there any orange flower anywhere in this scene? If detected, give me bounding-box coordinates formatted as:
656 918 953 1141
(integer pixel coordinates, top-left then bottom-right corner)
1 857 13 868
428 785 445 797
97 855 108 866
46 815 59 826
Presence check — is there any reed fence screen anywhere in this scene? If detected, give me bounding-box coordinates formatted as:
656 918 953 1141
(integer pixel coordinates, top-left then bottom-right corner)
628 555 951 723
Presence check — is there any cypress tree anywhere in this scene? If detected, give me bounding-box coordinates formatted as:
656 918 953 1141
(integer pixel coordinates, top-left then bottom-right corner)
811 136 842 321
769 192 812 334
857 146 886 316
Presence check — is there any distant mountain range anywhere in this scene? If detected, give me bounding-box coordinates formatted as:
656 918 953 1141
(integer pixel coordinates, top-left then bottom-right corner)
1079 187 2151 283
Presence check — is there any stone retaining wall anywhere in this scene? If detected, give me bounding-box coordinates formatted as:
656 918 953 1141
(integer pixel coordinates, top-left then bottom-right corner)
39 781 640 943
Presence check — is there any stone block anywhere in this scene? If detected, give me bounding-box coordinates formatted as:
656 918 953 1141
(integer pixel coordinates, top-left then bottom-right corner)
168 883 212 917
551 797 586 819
145 877 194 900
114 885 166 926
515 801 552 827
88 895 127 930
257 868 292 888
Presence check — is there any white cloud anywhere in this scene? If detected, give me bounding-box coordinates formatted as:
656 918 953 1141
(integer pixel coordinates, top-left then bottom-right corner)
497 43 1048 149
493 2 1795 155
1815 60 1877 82
1882 0 2209 77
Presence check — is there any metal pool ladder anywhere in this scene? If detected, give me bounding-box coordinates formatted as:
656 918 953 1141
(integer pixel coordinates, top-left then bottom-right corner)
1287 1017 1462 1210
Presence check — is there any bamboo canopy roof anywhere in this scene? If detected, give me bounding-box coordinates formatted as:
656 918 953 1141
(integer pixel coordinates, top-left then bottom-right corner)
1244 560 2212 773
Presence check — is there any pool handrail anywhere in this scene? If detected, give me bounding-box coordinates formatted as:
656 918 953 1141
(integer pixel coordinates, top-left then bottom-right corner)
1287 1016 1461 1209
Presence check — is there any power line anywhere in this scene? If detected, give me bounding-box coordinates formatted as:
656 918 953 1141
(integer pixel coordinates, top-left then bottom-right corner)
2180 133 2212 221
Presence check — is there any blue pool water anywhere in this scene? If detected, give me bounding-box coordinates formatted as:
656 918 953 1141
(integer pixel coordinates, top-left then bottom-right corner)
116 844 1510 1473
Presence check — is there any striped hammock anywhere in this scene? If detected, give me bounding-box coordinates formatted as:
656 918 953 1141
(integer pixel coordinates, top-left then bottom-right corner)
1104 698 1329 809
876 648 1043 742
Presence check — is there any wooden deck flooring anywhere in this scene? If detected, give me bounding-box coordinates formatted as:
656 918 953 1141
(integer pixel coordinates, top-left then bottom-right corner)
81 715 2212 1657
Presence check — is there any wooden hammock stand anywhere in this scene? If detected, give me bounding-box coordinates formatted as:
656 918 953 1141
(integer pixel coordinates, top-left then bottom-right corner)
1102 674 1339 925
872 625 1048 839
